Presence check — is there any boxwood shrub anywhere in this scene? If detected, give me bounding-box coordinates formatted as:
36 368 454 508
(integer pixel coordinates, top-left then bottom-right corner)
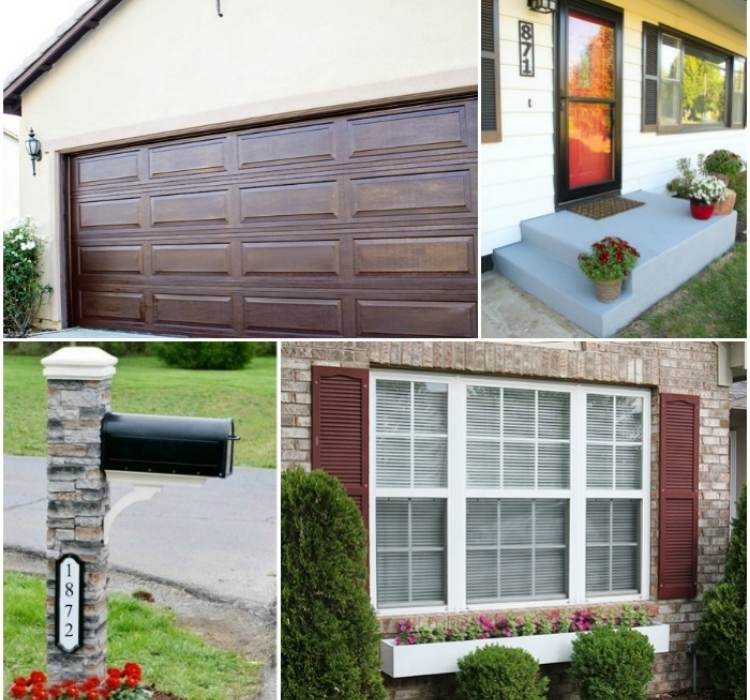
456 646 548 700
281 469 385 700
154 342 254 370
570 625 654 700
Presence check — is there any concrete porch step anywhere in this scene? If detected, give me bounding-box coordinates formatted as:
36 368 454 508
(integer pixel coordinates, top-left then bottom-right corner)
493 191 737 336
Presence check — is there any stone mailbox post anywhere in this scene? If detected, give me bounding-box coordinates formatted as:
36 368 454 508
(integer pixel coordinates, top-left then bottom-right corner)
42 347 118 682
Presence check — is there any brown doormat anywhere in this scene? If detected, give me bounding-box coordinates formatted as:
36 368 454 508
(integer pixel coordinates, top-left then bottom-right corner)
567 196 645 220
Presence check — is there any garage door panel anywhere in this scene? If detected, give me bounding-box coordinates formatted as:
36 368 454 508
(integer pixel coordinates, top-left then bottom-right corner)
151 190 231 225
348 105 468 157
350 170 471 218
244 297 343 335
238 124 336 168
356 300 476 337
241 240 340 275
77 151 140 186
79 198 142 229
78 245 144 275
153 293 234 328
69 94 477 337
79 291 144 322
149 138 228 178
239 181 339 221
152 243 232 275
353 236 474 275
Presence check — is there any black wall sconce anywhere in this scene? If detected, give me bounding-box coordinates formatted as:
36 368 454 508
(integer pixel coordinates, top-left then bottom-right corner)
528 0 557 12
25 128 42 176
216 0 223 17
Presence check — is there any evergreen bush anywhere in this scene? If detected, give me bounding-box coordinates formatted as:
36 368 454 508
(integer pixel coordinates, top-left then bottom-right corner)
569 625 654 700
154 342 254 370
726 484 747 603
281 469 385 700
456 646 549 700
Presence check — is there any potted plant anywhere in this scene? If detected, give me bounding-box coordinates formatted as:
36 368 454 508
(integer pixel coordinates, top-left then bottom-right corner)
704 150 745 215
577 237 640 303
687 175 727 220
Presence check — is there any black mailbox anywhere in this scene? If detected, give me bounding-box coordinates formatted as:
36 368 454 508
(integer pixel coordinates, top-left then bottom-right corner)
101 413 238 478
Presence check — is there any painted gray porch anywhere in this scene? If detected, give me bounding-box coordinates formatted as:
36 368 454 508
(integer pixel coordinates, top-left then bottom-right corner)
492 190 737 337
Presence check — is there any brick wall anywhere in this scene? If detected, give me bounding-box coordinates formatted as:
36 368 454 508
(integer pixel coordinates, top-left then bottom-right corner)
280 341 732 698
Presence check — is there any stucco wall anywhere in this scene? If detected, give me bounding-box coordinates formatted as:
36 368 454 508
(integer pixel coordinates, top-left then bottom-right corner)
13 0 477 326
2 130 20 225
280 340 733 699
482 0 747 254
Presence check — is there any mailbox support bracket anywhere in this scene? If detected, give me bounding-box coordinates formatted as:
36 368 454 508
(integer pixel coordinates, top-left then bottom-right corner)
104 486 161 545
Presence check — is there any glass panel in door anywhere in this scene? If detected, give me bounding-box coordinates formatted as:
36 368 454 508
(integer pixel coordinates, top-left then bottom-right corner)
564 9 617 194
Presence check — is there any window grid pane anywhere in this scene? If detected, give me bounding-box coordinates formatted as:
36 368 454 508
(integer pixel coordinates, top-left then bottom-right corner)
586 394 644 489
467 499 568 603
376 498 446 607
586 499 640 596
375 379 448 488
466 386 570 489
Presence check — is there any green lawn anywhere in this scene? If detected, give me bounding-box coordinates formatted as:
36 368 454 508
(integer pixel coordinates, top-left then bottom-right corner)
620 242 747 338
4 573 258 700
3 354 276 468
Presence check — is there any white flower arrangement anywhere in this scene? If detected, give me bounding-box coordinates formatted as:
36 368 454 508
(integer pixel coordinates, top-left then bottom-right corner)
687 175 727 204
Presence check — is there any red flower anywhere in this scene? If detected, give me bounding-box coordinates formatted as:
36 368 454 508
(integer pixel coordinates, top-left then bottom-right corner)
49 689 61 699
86 691 100 700
105 677 120 691
82 678 99 691
598 251 609 264
13 678 29 688
106 669 120 678
29 673 46 685
123 663 141 678
10 685 27 699
126 677 139 689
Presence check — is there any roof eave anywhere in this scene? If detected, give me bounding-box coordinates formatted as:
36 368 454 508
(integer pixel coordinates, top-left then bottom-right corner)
3 0 125 115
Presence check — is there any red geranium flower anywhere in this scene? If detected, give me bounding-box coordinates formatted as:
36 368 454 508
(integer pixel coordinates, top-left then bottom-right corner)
86 691 100 700
13 678 28 688
598 251 609 263
10 685 27 699
29 673 46 685
105 676 120 691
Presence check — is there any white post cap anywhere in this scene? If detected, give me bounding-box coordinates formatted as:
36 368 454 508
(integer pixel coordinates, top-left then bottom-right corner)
41 346 118 381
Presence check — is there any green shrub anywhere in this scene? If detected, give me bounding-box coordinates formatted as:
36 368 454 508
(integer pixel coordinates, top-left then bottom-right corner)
729 170 747 237
726 484 747 603
569 625 654 700
456 646 548 700
704 150 745 178
281 469 385 700
695 582 746 699
3 219 52 337
154 342 254 370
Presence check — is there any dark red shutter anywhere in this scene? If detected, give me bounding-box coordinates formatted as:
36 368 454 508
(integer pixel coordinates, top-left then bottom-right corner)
658 393 700 599
312 366 369 526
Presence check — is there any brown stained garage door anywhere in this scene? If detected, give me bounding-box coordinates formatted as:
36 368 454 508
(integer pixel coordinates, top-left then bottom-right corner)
67 94 478 337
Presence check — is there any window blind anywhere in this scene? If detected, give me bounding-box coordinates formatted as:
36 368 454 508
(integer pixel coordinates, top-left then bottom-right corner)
586 499 640 595
466 499 568 603
376 498 446 607
586 394 643 489
375 379 448 488
467 387 570 489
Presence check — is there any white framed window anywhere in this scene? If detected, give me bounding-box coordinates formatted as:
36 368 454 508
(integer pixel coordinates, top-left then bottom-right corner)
369 372 651 615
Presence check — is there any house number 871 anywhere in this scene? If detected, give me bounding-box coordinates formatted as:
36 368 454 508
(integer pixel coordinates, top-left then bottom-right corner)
519 21 535 77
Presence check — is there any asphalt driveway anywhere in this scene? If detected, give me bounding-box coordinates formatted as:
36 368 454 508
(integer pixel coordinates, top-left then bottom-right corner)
4 455 276 610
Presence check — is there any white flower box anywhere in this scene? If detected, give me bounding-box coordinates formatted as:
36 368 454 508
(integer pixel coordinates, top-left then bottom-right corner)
380 624 670 678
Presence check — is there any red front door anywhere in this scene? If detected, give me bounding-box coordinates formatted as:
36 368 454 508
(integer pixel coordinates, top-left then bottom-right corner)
558 1 621 203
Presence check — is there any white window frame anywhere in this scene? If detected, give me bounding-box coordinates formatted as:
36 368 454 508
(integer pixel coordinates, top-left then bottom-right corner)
368 370 651 616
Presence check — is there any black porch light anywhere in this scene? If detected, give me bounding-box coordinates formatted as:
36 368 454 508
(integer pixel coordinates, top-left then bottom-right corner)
25 128 42 176
528 0 557 12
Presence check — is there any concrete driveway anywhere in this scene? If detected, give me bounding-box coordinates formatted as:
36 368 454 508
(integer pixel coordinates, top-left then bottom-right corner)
4 455 276 610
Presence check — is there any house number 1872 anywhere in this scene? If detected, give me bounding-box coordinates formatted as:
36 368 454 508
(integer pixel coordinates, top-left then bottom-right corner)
56 554 84 653
519 21 535 77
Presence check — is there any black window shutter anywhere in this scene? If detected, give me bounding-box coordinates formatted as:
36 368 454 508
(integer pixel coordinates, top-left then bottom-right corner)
482 0 501 142
642 23 659 132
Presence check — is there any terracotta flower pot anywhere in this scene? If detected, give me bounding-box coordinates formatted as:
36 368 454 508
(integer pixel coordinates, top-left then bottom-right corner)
714 188 737 215
594 278 623 303
690 199 715 220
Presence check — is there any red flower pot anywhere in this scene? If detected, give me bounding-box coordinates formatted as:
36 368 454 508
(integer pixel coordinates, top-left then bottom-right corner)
690 199 715 220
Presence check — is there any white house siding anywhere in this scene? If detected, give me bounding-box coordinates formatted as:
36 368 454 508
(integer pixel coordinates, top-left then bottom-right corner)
2 129 20 225
482 0 747 255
